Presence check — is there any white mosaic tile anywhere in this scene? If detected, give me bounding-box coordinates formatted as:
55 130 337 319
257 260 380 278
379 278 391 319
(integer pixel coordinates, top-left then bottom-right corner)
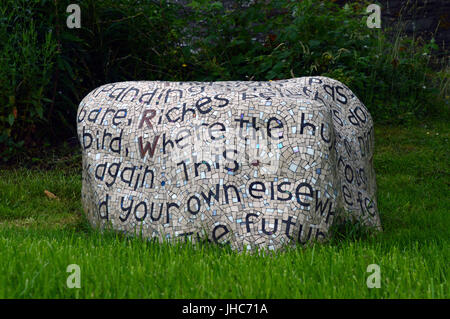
77 76 381 252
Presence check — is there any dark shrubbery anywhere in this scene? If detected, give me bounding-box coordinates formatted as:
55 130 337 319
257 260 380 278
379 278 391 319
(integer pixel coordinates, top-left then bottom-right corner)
0 0 448 162
0 1 57 160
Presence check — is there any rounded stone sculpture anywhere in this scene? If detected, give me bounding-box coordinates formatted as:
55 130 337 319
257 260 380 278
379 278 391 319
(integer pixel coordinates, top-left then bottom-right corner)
77 76 381 251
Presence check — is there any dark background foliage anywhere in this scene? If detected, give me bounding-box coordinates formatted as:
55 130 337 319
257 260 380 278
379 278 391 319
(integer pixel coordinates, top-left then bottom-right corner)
0 0 448 162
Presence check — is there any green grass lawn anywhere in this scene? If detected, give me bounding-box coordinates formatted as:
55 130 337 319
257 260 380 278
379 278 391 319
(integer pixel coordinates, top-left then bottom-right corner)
0 120 448 298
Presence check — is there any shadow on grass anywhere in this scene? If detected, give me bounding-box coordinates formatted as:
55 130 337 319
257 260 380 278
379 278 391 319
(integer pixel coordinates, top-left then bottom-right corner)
328 217 380 246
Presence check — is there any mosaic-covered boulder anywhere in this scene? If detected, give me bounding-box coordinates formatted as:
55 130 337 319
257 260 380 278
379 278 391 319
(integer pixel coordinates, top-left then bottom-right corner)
77 76 381 251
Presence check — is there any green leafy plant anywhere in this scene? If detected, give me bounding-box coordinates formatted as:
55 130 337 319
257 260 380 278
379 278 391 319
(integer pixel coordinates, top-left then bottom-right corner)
0 0 448 163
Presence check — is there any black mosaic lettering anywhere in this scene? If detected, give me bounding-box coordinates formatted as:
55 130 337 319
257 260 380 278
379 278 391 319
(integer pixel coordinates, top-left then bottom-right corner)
78 76 381 252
